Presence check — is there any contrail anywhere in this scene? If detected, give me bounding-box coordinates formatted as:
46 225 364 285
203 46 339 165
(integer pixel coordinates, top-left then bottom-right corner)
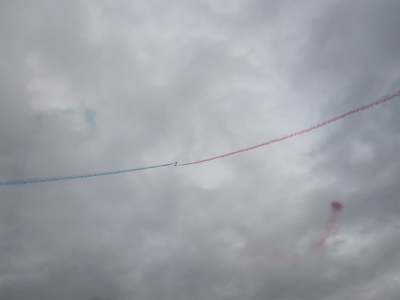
1 90 399 185
178 89 400 166
0 163 174 186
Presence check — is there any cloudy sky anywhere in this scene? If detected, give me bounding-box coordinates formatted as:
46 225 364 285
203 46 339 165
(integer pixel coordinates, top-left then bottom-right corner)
1 0 400 299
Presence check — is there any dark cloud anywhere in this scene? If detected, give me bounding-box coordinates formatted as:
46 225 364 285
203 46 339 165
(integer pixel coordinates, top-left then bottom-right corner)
1 1 400 299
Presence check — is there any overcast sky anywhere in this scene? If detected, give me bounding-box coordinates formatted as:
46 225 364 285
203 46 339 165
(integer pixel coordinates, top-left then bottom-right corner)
1 1 400 299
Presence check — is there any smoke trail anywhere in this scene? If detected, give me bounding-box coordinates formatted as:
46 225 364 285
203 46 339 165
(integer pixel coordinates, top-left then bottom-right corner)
2 90 399 185
0 163 174 186
178 89 400 166
315 201 343 248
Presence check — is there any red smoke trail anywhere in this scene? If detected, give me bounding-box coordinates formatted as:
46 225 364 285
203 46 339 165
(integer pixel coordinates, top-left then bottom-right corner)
178 90 400 166
234 201 344 274
315 201 343 248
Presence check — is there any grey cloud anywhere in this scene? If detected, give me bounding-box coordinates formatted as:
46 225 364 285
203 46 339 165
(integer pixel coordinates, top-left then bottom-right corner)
1 1 400 299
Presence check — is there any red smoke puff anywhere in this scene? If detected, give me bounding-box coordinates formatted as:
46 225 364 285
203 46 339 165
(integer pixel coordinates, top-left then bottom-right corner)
331 201 343 212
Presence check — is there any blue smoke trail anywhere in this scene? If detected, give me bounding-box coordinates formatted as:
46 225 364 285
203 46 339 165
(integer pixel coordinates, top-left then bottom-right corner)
0 163 174 186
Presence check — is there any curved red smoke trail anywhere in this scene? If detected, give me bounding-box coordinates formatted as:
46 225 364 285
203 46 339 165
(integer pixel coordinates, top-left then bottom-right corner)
178 90 400 166
316 201 344 248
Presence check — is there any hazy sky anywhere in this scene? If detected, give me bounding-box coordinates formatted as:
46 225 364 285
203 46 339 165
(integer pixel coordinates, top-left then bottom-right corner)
1 1 400 299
